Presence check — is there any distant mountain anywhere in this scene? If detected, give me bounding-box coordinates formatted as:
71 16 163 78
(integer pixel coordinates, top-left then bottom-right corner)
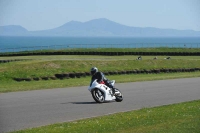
0 25 28 36
1 18 200 37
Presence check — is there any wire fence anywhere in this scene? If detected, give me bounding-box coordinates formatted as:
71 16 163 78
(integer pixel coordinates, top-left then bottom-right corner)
0 43 200 53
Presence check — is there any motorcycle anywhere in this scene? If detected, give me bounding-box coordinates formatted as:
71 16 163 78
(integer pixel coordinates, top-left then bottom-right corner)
88 79 123 103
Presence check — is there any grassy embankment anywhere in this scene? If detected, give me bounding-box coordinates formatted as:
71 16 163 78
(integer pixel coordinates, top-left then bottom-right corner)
0 53 200 92
1 48 200 93
11 100 200 133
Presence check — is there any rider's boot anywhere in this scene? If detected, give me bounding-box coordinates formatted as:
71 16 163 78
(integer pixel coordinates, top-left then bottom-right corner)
112 87 116 95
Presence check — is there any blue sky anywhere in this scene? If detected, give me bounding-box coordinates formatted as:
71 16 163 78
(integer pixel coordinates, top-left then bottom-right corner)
0 0 200 31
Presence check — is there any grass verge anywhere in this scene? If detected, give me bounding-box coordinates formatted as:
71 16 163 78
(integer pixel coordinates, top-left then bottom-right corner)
0 55 200 93
1 56 200 80
1 72 200 93
11 100 200 133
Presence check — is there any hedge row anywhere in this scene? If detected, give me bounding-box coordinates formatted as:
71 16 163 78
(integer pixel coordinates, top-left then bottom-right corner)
0 59 30 64
13 68 200 82
2 51 200 56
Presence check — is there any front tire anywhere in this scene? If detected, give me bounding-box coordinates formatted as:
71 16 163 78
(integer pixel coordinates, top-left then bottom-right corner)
115 88 123 102
91 88 105 103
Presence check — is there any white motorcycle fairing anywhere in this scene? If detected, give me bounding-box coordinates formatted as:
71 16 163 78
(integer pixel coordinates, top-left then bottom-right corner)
88 79 116 101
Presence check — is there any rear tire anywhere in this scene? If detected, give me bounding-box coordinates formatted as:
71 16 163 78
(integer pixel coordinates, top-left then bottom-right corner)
91 88 105 103
115 88 123 102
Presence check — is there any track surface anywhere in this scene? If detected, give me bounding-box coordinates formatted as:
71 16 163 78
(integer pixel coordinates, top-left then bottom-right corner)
0 77 200 133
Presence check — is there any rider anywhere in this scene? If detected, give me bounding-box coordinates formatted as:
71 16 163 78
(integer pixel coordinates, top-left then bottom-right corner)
90 67 116 95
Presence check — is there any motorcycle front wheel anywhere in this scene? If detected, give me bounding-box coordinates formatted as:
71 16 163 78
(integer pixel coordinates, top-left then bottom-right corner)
115 88 123 102
91 88 105 103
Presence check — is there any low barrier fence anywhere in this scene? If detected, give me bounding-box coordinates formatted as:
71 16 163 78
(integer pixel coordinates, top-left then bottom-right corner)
1 51 200 56
0 59 31 63
13 67 200 82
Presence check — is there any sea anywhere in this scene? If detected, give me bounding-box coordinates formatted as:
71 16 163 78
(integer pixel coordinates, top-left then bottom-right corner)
0 36 200 52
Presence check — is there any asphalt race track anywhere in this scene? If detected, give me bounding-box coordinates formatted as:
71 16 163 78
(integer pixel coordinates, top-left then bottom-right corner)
0 77 200 133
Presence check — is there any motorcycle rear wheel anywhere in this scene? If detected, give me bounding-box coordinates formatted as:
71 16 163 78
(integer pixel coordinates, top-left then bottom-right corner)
91 88 105 103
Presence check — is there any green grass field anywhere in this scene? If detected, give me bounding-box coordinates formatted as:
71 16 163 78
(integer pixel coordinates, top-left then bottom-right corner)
0 54 200 93
1 72 200 93
1 55 200 80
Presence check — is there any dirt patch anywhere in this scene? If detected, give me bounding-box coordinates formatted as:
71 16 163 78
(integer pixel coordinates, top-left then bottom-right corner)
43 63 60 69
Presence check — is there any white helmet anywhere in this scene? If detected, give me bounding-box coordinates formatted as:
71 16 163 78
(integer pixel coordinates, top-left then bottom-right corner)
90 67 98 75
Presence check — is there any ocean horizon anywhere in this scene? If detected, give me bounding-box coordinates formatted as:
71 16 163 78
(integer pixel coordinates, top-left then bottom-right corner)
0 36 200 52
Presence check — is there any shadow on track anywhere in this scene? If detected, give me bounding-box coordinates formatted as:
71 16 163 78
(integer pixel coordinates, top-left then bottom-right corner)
60 102 98 104
61 101 116 104
71 101 116 104
72 102 98 104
